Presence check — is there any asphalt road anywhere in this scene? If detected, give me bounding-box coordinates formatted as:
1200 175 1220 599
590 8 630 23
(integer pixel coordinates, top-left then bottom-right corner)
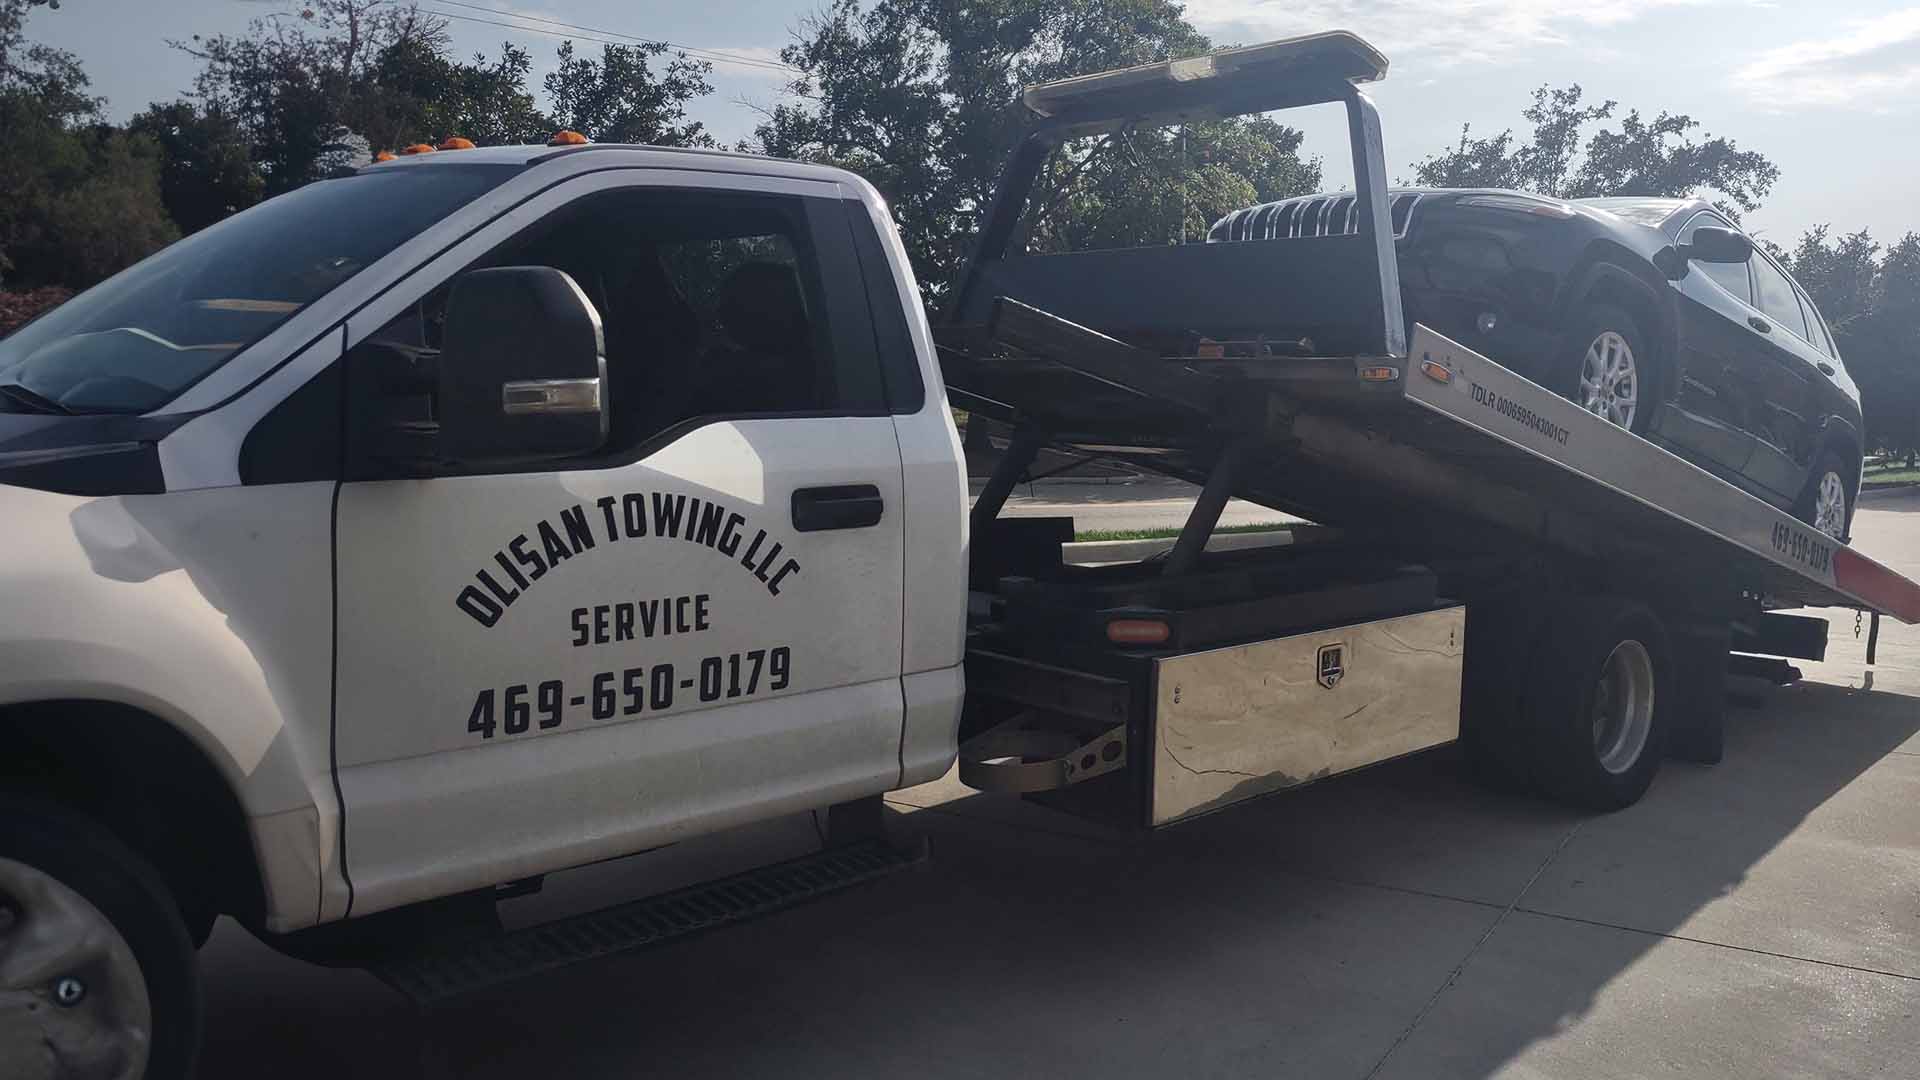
191 486 1920 1079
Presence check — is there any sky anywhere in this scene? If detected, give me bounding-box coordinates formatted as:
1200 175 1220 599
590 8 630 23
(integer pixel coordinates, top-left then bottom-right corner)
28 0 1920 248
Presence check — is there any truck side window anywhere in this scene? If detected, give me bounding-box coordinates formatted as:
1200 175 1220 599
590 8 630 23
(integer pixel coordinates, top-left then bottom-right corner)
346 185 887 476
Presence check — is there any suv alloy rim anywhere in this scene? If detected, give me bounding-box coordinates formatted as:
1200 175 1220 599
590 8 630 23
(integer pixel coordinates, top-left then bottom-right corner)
0 857 152 1080
1592 639 1655 775
1813 471 1847 540
1579 330 1639 429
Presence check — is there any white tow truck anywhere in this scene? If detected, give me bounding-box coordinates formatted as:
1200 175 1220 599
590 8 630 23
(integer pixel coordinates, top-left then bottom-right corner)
3 32 1917 1078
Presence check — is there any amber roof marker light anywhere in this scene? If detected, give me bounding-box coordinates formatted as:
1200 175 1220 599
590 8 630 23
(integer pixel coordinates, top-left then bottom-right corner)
398 143 437 155
439 136 477 150
547 130 590 146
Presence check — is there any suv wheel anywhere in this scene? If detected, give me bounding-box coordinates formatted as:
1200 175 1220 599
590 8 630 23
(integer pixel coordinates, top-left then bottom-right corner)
1796 450 1854 541
1565 303 1654 434
0 796 201 1080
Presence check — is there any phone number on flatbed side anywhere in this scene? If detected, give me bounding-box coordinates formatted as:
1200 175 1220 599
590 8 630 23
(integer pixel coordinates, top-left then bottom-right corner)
465 647 791 739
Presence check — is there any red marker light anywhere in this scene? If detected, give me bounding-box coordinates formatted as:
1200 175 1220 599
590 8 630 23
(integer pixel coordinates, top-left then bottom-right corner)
1107 619 1171 645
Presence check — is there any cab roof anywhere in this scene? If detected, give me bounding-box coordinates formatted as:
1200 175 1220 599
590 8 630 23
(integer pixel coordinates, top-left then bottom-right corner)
358 141 855 185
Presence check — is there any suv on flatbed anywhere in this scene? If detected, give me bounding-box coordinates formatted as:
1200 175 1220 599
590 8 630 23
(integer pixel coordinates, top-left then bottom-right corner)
1212 189 1863 539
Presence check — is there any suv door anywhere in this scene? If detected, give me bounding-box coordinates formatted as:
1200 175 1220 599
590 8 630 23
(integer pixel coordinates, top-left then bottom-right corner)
328 171 908 916
1660 210 1758 477
1739 252 1824 499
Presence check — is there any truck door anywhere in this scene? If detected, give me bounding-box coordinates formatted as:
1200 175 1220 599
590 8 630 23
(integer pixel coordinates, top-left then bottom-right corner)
328 172 907 916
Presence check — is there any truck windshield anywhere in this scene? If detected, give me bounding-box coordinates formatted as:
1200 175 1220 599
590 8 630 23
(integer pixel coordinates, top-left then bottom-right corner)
0 164 516 415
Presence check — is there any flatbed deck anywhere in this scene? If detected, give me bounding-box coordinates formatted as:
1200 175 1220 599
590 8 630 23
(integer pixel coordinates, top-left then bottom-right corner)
941 302 1920 625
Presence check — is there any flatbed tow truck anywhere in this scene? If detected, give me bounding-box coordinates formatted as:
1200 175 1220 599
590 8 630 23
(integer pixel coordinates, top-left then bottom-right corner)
2 31 1917 1078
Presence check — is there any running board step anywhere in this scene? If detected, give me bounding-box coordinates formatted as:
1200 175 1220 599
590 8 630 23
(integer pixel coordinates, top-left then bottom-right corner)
373 837 927 1005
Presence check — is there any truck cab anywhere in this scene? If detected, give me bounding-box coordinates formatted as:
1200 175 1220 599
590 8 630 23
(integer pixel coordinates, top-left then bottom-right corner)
0 146 968 1068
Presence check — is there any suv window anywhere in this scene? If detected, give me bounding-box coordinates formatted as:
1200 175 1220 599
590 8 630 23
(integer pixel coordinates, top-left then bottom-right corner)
1798 294 1834 357
1752 255 1810 339
347 186 887 473
1679 212 1752 303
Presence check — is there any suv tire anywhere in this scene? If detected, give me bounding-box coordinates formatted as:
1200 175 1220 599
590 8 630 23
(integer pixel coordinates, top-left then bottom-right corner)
1563 302 1656 434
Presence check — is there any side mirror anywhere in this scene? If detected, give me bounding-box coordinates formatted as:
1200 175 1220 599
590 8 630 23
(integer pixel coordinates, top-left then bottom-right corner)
438 266 608 465
1682 225 1754 264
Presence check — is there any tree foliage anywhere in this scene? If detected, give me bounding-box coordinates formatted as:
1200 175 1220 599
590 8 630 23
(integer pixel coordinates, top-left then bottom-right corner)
1785 228 1920 463
747 0 1319 300
0 0 176 290
175 1 715 196
128 101 267 234
545 40 715 146
1413 84 1779 220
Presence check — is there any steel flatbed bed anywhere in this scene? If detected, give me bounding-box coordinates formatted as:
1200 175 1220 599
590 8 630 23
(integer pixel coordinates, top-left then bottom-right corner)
938 29 1920 825
940 301 1920 626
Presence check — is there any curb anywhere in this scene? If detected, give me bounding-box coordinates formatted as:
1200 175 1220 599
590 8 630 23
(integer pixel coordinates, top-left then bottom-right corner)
1861 480 1920 493
1061 528 1295 565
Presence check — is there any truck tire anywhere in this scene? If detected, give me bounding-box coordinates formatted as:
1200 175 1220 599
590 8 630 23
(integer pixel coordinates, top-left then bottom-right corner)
1520 599 1672 810
0 795 201 1080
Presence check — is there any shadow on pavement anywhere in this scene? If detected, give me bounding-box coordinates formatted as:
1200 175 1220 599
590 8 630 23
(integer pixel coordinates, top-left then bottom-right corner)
194 677 1920 1079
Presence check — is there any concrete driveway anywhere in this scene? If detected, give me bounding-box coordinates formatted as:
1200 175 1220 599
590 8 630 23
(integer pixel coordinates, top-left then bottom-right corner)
191 488 1920 1079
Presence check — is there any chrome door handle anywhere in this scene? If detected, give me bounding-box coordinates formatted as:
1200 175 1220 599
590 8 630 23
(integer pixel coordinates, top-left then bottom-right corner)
1747 316 1771 333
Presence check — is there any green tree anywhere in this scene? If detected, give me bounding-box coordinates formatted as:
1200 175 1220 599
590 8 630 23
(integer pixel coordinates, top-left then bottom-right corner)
128 101 266 234
545 40 715 146
363 33 549 148
1786 228 1920 465
174 0 444 191
748 0 1319 301
0 0 177 289
1413 84 1779 220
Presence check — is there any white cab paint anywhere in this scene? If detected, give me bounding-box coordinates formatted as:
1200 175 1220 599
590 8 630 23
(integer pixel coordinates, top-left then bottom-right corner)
0 483 340 929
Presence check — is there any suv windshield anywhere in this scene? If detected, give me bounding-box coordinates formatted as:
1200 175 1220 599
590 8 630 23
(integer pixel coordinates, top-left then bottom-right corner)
0 164 516 415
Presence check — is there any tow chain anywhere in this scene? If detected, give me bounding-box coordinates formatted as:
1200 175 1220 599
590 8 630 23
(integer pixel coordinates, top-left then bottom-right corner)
1855 610 1864 638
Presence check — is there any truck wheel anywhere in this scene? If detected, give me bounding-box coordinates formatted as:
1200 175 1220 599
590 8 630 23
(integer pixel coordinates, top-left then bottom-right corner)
0 796 201 1080
1563 303 1654 434
1793 450 1853 541
1522 600 1672 810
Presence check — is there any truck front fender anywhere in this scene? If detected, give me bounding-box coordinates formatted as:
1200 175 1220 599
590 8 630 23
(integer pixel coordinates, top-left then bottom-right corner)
0 482 342 929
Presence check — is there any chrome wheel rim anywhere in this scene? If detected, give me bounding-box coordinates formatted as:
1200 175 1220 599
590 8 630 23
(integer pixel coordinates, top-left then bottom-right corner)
1579 331 1639 429
1813 470 1847 540
0 858 151 1080
1592 640 1655 775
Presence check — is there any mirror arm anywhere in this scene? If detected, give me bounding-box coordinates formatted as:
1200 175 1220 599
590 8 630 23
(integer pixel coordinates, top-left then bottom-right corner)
1655 245 1690 281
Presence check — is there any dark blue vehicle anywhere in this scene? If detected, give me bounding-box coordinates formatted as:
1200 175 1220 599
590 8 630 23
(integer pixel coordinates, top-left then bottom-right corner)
1210 190 1861 538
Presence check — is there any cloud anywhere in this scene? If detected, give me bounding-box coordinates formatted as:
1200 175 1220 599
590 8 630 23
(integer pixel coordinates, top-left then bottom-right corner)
1729 8 1920 109
1183 0 1743 67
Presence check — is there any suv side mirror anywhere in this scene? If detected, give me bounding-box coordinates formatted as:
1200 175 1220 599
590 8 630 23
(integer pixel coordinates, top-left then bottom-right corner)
1682 225 1754 264
438 266 608 465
